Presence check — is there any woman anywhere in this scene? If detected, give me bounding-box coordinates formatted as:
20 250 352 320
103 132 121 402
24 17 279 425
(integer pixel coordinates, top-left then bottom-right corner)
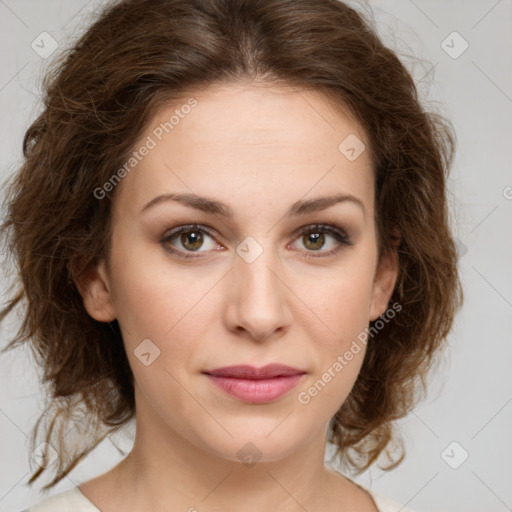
1 0 462 510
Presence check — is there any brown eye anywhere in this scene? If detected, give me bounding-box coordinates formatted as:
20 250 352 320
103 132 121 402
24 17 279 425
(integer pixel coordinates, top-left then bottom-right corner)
180 230 204 251
291 224 352 259
160 224 219 257
302 232 326 251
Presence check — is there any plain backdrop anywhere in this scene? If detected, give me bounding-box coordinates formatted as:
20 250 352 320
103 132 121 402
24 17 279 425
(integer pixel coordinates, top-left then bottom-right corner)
1 1 511 511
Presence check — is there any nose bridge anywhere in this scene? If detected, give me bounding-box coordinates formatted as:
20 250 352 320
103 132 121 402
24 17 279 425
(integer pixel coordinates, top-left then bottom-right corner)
237 236 277 289
227 235 291 340
235 234 282 302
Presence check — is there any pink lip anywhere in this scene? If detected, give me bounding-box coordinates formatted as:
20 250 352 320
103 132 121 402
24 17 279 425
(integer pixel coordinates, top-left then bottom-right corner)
203 364 306 403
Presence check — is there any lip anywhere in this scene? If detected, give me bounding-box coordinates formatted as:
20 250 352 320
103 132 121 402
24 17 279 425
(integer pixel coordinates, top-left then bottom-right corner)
203 364 306 404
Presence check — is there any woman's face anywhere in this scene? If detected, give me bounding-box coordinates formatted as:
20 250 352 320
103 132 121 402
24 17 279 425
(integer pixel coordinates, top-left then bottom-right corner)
81 81 397 463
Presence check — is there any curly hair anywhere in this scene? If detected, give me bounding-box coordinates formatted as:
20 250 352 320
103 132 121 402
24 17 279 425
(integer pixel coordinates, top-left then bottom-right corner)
0 0 462 491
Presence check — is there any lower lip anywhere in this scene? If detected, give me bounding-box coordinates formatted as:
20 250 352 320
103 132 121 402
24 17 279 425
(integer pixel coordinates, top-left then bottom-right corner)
205 374 304 403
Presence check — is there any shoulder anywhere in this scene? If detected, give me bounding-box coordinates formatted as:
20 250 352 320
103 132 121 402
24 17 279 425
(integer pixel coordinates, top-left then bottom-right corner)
339 472 416 512
331 469 417 512
17 487 101 512
365 488 417 512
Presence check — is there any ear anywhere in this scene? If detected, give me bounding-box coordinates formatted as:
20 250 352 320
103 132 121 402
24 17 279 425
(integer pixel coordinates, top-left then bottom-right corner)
369 241 399 322
73 258 116 322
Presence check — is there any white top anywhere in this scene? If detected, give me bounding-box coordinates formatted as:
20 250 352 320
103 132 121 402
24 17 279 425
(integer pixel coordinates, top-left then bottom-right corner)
20 484 415 512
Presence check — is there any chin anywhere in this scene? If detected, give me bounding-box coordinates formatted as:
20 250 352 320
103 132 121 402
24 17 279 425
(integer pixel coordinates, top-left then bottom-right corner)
191 422 313 465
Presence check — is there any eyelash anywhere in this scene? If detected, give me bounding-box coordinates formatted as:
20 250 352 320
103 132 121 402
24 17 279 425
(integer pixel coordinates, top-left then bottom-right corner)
159 223 352 260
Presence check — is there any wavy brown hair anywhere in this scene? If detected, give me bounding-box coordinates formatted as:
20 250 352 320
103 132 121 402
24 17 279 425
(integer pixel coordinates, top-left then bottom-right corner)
1 0 462 491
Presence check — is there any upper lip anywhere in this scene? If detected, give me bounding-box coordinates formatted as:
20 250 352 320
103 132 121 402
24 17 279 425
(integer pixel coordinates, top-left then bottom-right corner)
204 364 306 379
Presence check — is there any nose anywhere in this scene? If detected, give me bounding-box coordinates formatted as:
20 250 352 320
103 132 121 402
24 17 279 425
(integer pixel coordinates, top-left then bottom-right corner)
223 238 293 342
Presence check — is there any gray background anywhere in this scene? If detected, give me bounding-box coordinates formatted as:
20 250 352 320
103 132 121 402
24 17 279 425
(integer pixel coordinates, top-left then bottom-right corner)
1 1 511 511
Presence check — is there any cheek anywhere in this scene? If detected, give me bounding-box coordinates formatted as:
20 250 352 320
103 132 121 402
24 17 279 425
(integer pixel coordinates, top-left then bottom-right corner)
291 262 374 412
109 249 219 412
108 231 220 341
295 301 368 422
295 262 375 344
295 330 367 431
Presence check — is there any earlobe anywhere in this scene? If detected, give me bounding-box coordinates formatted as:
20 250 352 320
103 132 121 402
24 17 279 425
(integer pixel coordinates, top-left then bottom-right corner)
73 258 116 322
369 246 399 322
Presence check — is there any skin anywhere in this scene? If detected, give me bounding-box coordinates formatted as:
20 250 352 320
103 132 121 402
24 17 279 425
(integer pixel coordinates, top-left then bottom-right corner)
76 81 398 512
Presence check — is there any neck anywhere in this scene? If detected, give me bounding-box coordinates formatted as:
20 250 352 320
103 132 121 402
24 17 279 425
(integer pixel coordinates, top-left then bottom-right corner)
109 390 339 511
123 417 331 510
79 386 375 512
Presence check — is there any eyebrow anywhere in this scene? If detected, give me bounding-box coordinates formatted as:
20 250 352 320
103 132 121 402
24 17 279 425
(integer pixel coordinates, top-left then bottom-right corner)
140 192 365 218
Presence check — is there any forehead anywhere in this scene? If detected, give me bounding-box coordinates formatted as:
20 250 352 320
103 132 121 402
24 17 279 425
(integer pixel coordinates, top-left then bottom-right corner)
114 81 374 217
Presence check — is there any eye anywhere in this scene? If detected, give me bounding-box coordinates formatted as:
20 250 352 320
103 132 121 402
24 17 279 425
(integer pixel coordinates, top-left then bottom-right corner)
290 223 352 258
160 222 352 260
160 223 220 258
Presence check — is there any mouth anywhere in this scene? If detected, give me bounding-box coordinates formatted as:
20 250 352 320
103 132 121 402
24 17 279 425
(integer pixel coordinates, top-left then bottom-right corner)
203 364 306 404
